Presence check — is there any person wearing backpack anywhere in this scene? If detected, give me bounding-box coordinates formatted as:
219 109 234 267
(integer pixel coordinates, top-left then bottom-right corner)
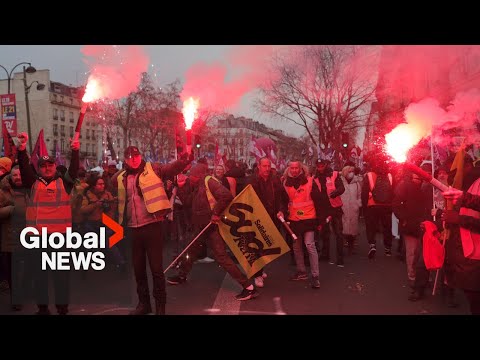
361 158 394 259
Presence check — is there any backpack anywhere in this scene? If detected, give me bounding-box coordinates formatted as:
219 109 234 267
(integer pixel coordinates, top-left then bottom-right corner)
368 172 393 204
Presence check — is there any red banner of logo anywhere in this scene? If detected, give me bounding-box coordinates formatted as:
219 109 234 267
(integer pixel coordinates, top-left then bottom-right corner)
1 94 17 136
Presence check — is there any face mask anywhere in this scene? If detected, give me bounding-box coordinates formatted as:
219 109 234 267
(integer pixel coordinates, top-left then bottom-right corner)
346 173 354 180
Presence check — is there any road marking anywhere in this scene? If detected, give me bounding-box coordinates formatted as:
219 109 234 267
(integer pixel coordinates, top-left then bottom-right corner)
209 273 242 315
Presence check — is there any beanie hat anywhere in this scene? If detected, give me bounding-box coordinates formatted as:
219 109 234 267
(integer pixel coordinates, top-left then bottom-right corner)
0 157 13 172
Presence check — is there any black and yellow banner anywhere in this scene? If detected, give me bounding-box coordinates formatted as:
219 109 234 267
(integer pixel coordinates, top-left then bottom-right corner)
218 184 290 278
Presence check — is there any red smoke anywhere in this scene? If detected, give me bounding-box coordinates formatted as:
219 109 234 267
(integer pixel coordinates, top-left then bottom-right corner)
381 45 480 150
180 46 279 113
81 45 149 100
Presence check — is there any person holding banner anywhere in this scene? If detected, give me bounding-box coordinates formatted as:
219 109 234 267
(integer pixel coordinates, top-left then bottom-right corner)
167 164 259 301
281 160 322 289
247 157 288 288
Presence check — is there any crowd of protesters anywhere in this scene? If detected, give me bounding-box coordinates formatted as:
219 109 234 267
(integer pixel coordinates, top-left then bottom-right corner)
0 131 480 315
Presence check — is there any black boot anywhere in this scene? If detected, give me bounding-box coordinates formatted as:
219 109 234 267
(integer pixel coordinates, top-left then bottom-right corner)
36 305 51 315
408 288 424 302
446 287 459 308
56 304 69 315
129 302 152 315
155 302 165 315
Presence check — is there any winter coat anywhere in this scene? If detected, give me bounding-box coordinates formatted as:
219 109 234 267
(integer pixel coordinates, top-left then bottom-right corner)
0 176 28 252
444 191 480 291
340 175 362 236
392 179 430 237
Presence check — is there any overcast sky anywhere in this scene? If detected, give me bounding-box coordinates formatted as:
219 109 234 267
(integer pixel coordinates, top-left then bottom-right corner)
0 45 304 137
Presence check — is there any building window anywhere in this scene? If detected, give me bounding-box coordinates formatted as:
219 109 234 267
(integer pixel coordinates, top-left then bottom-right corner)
61 139 65 153
70 99 73 105
60 96 64 102
60 125 65 137
60 110 65 121
224 138 228 145
69 126 74 137
53 124 58 135
86 144 90 155
53 94 58 102
86 129 90 139
240 138 244 146
92 130 95 140
69 112 74 123
53 108 58 120
240 149 244 156
53 139 57 152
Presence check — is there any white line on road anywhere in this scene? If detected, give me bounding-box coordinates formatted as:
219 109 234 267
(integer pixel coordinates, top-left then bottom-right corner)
208 273 242 315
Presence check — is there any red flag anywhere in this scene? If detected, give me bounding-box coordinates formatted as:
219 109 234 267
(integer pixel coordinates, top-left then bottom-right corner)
2 121 17 162
30 129 48 171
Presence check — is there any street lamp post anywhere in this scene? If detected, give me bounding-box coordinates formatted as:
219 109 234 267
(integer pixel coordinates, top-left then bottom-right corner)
23 66 45 152
0 62 36 94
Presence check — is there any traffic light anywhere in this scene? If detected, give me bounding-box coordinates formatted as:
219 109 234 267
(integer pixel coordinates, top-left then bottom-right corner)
194 134 201 149
341 132 349 149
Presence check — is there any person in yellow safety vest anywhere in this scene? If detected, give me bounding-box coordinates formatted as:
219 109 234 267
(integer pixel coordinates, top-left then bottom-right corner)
112 146 192 316
16 131 79 315
280 160 323 289
167 164 260 301
314 159 346 267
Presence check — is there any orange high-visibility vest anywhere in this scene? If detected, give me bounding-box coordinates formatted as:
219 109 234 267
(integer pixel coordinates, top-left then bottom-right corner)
26 178 72 233
284 176 316 221
314 171 343 208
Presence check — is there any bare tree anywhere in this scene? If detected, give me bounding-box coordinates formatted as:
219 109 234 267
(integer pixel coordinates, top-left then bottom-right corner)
257 45 379 153
133 79 183 160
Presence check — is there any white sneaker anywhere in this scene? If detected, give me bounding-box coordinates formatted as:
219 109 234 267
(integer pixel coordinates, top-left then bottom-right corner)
254 276 264 288
196 257 215 264
261 271 268 279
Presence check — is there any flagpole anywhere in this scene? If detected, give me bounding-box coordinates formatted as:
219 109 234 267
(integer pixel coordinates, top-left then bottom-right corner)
163 222 213 274
431 129 436 221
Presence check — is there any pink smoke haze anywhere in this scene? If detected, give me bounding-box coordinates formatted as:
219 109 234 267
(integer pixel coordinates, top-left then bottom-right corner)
81 45 149 101
181 46 280 112
382 46 480 154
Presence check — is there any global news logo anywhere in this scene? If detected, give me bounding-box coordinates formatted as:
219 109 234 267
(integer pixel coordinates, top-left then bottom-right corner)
20 214 123 271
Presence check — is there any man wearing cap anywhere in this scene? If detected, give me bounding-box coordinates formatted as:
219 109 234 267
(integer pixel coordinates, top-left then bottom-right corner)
16 131 79 315
112 146 192 315
167 163 260 301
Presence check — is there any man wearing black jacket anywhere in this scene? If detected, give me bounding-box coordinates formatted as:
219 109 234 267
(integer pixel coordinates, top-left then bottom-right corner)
247 157 288 288
167 164 259 301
